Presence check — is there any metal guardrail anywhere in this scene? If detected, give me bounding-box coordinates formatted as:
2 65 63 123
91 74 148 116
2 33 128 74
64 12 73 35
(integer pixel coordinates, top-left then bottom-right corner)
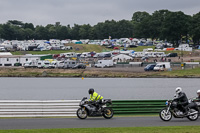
0 100 166 117
0 100 80 117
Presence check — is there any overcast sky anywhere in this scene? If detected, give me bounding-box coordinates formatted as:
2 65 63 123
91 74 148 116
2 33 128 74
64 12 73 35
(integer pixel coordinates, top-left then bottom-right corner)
0 0 200 27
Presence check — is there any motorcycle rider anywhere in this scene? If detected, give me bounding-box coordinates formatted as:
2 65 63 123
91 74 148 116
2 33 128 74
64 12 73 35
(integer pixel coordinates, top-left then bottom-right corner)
196 90 200 101
174 87 189 115
88 88 103 111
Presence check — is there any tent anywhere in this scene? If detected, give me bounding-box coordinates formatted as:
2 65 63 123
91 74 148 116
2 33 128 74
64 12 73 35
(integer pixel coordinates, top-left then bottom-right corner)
112 54 133 62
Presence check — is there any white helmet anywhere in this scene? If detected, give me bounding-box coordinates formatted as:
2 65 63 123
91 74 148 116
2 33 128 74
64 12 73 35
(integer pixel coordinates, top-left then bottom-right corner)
176 87 182 94
197 90 200 94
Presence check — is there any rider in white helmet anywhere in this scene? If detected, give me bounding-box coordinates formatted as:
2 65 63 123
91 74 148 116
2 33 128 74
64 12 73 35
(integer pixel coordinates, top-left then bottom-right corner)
174 87 189 115
196 90 200 101
176 87 182 94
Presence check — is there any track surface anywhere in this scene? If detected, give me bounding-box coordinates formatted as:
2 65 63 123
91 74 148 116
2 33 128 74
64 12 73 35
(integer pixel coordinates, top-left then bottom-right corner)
0 116 200 130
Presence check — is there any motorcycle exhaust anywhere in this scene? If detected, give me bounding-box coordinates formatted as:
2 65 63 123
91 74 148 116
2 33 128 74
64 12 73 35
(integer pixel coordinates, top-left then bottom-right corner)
189 111 198 115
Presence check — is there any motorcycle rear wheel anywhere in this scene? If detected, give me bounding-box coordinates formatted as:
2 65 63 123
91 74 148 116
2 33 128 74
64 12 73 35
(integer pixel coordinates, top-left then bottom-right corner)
187 109 199 121
102 107 114 119
77 108 87 119
159 108 172 121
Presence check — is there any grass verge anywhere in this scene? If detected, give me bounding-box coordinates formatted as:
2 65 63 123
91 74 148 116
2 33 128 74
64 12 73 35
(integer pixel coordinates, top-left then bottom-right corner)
0 126 200 133
1 67 200 78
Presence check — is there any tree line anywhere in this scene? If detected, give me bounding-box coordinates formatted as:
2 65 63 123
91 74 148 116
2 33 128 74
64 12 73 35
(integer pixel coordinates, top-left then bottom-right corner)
0 9 200 45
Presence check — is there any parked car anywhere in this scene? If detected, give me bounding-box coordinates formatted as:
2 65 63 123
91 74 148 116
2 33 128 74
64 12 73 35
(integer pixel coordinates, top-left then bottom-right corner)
144 64 156 71
141 56 148 61
166 53 178 57
72 63 86 69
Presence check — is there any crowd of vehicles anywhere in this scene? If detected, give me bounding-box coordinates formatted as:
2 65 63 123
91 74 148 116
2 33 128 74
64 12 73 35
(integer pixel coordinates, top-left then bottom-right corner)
144 62 171 71
24 59 86 69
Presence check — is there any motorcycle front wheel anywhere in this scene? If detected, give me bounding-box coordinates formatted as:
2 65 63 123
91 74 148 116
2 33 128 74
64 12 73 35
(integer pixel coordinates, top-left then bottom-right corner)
187 109 199 121
102 107 114 119
77 108 87 119
159 108 172 121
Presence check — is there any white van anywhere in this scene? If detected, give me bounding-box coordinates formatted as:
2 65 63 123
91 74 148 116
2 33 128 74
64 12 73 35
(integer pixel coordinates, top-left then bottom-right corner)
95 60 114 68
153 62 171 71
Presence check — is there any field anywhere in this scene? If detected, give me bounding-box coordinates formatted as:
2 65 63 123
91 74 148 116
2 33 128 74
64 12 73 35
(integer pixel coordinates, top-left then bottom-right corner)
0 126 200 133
10 44 191 55
11 44 110 55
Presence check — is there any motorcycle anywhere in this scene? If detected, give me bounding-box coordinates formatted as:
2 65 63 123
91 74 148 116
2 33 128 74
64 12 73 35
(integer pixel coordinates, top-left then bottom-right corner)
76 97 114 119
159 98 199 121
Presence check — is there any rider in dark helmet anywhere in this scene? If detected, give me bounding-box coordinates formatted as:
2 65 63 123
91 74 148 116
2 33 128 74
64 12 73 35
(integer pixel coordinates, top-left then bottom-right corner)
88 88 94 95
88 88 103 111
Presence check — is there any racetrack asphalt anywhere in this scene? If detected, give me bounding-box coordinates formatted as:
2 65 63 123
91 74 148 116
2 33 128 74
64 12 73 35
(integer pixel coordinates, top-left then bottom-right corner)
0 116 200 130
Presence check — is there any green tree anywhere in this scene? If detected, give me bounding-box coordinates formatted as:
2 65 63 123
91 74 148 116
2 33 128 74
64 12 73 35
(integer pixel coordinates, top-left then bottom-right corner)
162 11 191 46
79 24 91 39
116 20 134 38
7 20 24 27
132 12 151 38
71 24 80 40
34 25 48 40
132 11 150 23
190 12 200 45
23 23 34 30
150 10 170 40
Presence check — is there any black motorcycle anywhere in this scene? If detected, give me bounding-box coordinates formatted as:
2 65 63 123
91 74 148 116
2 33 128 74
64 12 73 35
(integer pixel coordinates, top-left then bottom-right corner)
159 98 199 121
76 97 114 119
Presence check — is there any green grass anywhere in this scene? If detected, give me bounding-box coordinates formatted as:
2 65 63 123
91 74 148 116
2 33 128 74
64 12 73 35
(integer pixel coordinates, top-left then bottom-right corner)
161 67 200 77
1 126 200 133
11 44 110 55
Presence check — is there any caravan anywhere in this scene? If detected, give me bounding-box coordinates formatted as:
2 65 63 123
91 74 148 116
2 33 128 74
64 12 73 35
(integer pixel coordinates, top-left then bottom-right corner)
24 61 38 68
63 60 77 69
95 60 113 68
37 60 50 68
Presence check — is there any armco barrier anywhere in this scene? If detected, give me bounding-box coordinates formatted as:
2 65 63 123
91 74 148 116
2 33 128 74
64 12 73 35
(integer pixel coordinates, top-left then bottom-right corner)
0 100 166 117
0 100 80 117
110 100 166 115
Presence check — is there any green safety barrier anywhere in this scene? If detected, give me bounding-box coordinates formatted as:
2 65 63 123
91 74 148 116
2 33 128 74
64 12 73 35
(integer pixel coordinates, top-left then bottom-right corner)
109 100 166 115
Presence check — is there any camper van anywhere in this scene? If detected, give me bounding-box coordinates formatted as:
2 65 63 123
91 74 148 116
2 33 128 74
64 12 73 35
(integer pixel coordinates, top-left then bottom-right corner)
57 61 65 68
24 61 38 68
153 62 171 71
37 60 50 68
49 61 58 68
95 60 114 68
63 60 77 69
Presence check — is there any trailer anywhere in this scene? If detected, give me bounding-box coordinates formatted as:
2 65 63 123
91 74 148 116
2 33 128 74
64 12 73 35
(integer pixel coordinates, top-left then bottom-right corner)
37 60 50 68
95 60 114 68
24 61 38 68
63 60 77 69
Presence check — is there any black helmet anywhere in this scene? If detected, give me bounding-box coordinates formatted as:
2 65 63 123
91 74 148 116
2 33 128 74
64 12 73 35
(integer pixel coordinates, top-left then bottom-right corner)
88 88 94 94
